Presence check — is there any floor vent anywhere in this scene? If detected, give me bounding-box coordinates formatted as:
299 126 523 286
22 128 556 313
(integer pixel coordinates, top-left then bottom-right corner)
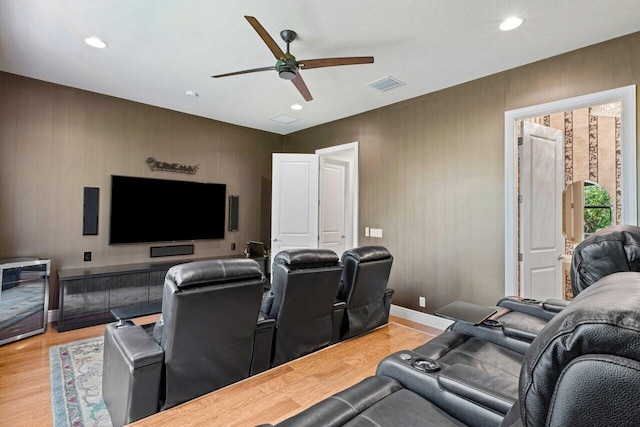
368 76 405 92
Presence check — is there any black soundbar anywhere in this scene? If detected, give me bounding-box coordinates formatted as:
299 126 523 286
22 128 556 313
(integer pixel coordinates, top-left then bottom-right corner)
150 244 194 258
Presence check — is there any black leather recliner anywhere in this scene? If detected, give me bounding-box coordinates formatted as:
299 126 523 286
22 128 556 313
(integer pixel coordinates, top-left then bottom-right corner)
260 249 344 367
451 224 640 354
102 259 273 427
268 271 640 427
338 246 395 340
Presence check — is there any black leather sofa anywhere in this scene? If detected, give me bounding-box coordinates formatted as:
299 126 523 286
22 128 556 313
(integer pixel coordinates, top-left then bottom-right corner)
267 271 640 427
451 224 640 354
102 258 273 427
260 249 344 367
337 246 394 340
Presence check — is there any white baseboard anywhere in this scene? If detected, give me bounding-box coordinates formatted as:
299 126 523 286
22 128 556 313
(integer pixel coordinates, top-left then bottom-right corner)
48 309 58 323
390 304 453 331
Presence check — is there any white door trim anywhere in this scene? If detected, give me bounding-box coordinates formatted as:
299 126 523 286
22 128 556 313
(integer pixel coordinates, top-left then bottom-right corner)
316 142 359 248
504 85 637 296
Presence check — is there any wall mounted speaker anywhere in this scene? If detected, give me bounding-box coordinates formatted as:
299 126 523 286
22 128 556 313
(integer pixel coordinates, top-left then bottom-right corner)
83 187 99 235
150 244 194 258
229 195 239 231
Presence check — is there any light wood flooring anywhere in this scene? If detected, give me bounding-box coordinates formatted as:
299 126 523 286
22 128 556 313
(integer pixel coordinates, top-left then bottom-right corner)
0 315 440 427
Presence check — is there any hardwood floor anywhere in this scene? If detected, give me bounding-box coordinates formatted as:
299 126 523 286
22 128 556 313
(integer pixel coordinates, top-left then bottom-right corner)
0 315 438 427
0 314 159 427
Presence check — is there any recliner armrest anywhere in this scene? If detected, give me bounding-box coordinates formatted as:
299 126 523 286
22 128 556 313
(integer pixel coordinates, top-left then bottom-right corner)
497 296 556 321
103 322 164 427
437 363 517 415
331 301 347 344
376 350 510 426
383 288 394 319
542 298 569 313
251 315 276 375
260 291 275 315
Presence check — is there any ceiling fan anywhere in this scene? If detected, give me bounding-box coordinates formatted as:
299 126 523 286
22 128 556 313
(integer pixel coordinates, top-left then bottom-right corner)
212 16 374 102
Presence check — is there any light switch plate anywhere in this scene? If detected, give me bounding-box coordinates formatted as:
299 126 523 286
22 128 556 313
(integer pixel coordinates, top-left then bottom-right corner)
365 227 370 237
370 228 383 238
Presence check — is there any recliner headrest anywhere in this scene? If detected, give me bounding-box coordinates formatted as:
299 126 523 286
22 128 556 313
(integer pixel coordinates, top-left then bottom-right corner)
273 249 339 270
341 246 393 263
520 271 640 426
570 224 640 296
166 258 264 289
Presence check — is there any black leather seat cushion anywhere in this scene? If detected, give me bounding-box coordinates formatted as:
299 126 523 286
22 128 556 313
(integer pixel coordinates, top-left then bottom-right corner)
273 248 339 270
103 258 269 427
449 225 640 356
406 331 522 425
262 249 343 366
571 224 640 295
275 376 465 427
270 271 640 427
519 271 640 427
338 246 394 339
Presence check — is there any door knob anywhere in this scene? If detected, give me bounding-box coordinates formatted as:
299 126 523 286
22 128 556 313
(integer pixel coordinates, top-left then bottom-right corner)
557 254 564 260
273 238 280 242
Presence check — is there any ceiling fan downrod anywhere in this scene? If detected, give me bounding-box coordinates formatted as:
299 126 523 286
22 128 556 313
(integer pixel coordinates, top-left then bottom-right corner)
278 29 298 80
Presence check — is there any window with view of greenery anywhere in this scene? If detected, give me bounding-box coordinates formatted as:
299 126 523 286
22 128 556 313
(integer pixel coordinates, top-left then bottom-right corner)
584 183 613 234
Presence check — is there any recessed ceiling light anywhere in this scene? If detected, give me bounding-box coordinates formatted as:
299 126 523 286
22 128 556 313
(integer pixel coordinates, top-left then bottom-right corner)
185 90 199 97
84 36 107 49
499 16 523 31
290 104 303 111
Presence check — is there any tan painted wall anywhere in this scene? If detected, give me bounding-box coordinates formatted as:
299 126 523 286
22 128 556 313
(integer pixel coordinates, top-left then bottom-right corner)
0 72 283 308
283 32 640 313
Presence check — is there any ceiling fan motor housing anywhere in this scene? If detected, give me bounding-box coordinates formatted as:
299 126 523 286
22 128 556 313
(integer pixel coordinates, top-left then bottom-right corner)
277 57 298 80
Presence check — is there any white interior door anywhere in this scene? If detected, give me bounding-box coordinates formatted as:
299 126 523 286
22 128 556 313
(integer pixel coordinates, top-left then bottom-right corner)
271 154 319 264
320 157 348 256
520 121 564 300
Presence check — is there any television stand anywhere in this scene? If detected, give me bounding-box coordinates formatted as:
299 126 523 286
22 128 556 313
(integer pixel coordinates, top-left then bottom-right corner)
57 255 269 331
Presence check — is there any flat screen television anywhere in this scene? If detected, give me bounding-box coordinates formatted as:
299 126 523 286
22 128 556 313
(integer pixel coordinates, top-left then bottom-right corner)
109 175 226 244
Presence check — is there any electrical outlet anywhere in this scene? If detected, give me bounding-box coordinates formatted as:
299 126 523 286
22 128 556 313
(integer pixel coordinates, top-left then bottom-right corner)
83 252 92 262
419 296 426 307
231 243 236 250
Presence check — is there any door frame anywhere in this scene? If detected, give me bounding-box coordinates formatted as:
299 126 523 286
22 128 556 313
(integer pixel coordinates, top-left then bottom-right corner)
316 141 359 249
504 85 637 296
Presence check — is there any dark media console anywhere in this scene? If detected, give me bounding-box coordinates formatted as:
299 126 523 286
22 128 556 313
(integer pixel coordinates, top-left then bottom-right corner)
57 255 269 331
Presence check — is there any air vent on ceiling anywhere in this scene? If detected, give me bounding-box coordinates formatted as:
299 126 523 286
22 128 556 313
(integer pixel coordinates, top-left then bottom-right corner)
368 76 405 92
271 114 299 124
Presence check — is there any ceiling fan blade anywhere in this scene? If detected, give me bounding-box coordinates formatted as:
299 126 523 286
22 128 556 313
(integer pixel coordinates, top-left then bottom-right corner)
291 74 313 102
245 16 285 59
298 56 374 70
212 66 276 78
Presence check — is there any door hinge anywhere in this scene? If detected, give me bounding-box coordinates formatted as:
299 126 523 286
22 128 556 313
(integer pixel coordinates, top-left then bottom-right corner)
518 253 523 262
518 195 523 203
518 137 523 146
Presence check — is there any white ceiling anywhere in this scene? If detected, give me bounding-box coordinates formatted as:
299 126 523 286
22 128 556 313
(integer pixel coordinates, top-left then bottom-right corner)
1 1 639 135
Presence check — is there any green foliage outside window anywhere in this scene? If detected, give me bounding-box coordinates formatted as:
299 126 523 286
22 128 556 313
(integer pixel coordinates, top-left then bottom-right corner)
584 183 612 234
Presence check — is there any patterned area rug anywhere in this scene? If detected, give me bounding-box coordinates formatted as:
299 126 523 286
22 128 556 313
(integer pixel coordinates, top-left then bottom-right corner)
49 337 113 427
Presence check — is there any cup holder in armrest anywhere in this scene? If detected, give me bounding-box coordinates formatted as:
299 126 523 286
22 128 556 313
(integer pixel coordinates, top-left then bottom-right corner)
482 319 504 328
521 298 540 304
411 358 442 373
